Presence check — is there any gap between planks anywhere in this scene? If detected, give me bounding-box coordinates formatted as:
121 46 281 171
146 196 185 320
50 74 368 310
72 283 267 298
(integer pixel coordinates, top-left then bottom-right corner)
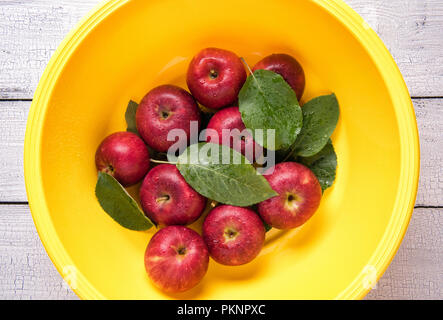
0 203 442 210
1 97 442 102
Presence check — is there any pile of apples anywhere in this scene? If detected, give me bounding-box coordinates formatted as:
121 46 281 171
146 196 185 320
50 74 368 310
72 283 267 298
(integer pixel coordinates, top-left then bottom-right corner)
95 48 322 293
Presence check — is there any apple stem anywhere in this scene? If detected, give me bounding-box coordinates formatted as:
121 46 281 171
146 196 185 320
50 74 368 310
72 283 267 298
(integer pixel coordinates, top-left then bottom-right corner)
150 159 176 165
240 57 254 76
156 195 170 203
281 144 297 163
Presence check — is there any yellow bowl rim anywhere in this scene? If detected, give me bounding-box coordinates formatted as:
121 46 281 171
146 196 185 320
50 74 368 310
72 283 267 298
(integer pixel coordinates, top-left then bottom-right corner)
24 0 420 300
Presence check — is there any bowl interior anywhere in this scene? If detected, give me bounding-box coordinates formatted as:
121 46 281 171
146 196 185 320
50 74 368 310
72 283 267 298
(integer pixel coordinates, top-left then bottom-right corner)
36 0 403 299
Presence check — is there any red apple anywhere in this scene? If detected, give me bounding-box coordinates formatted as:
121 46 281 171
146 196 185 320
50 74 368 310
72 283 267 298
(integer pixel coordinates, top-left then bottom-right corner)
136 85 201 152
205 106 263 162
145 226 209 293
95 131 150 187
202 205 265 266
140 164 206 226
258 162 322 229
253 53 305 101
187 48 247 109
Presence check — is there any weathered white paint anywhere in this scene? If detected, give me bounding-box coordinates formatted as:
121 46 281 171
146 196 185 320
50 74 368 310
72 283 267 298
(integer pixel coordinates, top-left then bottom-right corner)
365 208 443 300
0 205 77 300
346 0 443 97
0 0 101 100
0 100 28 202
0 205 440 300
0 0 442 98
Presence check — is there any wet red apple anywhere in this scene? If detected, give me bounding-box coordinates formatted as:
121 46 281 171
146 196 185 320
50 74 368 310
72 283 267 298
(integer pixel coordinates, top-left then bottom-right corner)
205 106 263 162
140 164 206 226
136 85 201 152
95 131 150 187
253 53 305 101
258 162 322 229
202 205 265 266
187 48 246 109
145 226 209 293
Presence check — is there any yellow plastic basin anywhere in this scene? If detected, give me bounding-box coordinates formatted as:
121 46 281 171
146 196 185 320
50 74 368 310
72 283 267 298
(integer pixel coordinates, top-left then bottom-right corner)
24 0 419 299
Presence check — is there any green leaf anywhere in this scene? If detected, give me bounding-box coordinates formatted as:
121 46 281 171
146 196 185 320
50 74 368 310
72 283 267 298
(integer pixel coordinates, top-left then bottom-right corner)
238 69 302 150
299 140 337 192
95 172 154 231
125 100 139 135
294 94 339 157
176 143 278 207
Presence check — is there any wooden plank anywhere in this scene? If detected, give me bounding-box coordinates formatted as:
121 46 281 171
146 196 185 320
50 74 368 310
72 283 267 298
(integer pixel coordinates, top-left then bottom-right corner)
0 101 28 202
346 0 443 97
365 208 443 300
0 204 440 299
1 98 441 205
414 99 443 207
0 205 77 300
0 0 100 99
0 0 442 99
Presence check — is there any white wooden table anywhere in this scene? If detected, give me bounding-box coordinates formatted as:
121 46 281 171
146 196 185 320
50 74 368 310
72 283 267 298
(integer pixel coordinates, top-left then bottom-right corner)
0 0 442 300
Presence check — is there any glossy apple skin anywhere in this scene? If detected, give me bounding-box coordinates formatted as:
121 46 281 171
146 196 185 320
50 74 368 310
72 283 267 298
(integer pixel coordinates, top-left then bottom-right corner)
136 85 201 152
187 48 247 110
145 226 209 293
95 131 150 187
140 164 206 226
202 205 265 266
205 106 263 162
258 162 322 229
253 53 305 101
